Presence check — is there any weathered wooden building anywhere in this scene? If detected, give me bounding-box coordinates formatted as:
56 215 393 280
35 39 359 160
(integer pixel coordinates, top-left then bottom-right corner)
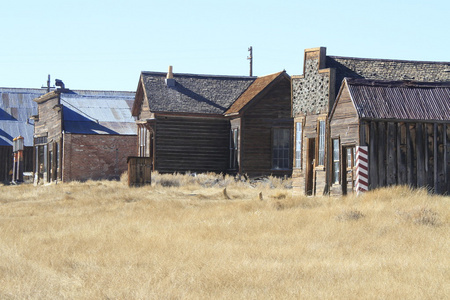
132 68 292 176
292 47 450 195
0 88 46 182
224 71 292 177
33 87 137 183
329 78 450 195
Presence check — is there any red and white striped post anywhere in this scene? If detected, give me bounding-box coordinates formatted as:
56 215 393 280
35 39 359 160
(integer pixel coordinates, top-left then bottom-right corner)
355 146 369 195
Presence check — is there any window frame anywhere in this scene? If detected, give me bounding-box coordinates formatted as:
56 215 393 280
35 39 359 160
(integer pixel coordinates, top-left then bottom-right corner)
295 122 303 169
317 119 326 167
229 128 239 170
272 127 291 170
332 138 340 184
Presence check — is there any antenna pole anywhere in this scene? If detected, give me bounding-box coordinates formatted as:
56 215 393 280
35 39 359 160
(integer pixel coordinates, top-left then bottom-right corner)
247 46 253 76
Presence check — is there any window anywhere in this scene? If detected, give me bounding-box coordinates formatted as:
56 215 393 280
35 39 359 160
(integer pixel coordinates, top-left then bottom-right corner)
332 139 340 183
138 125 150 157
347 147 356 170
295 122 302 168
229 128 239 169
273 128 291 170
318 120 326 166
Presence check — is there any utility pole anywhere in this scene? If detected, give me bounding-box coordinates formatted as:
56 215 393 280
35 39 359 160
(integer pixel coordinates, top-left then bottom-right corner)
247 46 253 76
42 74 54 92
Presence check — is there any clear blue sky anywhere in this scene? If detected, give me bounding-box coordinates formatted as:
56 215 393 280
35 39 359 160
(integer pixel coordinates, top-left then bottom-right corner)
1 0 449 91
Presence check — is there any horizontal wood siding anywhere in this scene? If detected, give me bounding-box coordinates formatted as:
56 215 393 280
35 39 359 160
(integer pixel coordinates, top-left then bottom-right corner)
329 87 359 195
155 116 230 173
241 78 292 177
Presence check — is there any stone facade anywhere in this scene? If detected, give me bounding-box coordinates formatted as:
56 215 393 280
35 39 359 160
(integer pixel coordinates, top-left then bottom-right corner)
292 57 330 116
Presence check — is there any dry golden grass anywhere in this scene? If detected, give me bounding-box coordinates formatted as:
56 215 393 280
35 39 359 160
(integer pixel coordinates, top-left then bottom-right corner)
0 173 448 299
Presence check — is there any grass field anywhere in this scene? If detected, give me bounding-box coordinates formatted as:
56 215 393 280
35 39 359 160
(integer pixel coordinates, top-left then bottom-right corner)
0 173 448 299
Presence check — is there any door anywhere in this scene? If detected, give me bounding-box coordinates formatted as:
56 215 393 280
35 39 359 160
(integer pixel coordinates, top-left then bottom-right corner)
342 145 356 195
306 138 316 195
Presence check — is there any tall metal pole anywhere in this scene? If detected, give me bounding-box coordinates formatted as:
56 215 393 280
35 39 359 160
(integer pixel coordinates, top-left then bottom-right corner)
247 46 253 76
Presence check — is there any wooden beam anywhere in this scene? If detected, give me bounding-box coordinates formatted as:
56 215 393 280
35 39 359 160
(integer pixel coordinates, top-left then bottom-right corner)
415 123 426 187
369 121 378 189
378 122 387 187
446 124 450 194
387 122 397 185
425 124 434 190
397 122 407 185
435 123 445 194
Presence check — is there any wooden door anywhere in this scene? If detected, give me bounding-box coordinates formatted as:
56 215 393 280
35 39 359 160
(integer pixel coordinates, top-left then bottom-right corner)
306 138 316 195
342 145 356 195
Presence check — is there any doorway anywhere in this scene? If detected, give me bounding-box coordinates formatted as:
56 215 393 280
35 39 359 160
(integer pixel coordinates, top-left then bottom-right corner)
305 138 316 195
342 145 356 195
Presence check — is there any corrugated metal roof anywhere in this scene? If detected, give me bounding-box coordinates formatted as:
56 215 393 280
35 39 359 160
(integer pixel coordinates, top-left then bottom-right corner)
346 78 450 121
0 88 45 146
61 91 136 135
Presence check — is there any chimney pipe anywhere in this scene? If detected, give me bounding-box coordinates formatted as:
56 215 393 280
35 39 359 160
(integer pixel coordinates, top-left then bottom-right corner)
167 66 174 79
165 65 175 87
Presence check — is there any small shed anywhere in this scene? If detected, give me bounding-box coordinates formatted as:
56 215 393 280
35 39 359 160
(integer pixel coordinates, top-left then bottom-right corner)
329 78 450 195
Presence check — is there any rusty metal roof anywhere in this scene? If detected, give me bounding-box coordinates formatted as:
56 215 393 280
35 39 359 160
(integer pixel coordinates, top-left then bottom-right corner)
345 78 450 121
0 88 46 146
61 90 136 135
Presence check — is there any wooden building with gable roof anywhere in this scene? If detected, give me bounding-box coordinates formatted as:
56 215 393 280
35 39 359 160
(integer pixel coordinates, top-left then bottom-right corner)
329 78 450 195
292 47 450 195
132 68 292 177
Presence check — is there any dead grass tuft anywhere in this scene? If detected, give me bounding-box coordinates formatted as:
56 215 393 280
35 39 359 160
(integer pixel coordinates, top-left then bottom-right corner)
396 206 441 226
336 209 365 221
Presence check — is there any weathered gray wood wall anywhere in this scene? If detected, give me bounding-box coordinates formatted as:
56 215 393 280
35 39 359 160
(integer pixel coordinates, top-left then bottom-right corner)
362 121 449 194
154 116 230 173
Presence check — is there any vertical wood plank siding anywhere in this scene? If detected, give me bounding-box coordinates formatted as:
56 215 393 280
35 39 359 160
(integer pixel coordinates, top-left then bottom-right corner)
366 121 449 194
155 116 230 173
331 118 450 194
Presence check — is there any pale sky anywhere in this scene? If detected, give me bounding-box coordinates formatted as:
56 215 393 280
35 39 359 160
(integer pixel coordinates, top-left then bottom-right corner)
1 0 449 91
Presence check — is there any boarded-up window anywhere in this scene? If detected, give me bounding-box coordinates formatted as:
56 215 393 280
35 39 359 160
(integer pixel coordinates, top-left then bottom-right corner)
273 128 290 170
295 122 302 168
318 120 326 166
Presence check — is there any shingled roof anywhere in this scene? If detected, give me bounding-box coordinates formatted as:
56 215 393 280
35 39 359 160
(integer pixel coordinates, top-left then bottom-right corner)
225 71 289 115
137 71 256 115
327 56 450 93
341 78 450 121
